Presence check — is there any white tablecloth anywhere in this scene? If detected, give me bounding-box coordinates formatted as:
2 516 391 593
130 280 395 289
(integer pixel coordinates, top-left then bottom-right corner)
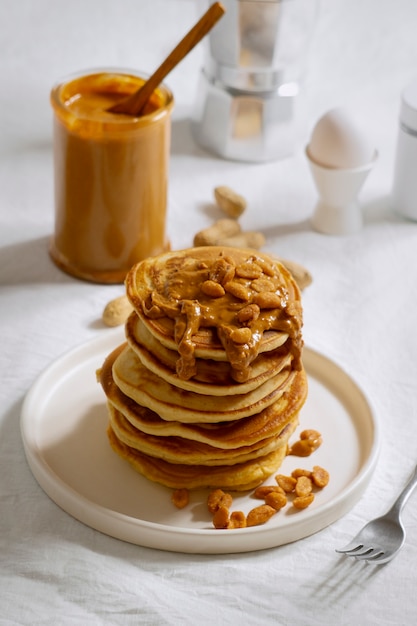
2 1 417 624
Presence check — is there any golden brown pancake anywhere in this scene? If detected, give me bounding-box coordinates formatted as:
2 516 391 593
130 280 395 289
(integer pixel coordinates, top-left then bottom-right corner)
107 402 299 466
112 345 296 423
99 246 306 491
107 425 291 491
98 344 308 449
125 312 293 395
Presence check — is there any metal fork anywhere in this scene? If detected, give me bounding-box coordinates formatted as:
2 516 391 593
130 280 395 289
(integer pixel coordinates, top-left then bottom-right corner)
336 463 417 564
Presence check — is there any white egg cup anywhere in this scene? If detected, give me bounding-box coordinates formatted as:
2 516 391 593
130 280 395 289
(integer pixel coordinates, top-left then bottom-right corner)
306 147 377 235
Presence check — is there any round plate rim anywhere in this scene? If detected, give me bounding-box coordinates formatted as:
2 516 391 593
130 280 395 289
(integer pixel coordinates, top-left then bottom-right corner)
20 330 380 554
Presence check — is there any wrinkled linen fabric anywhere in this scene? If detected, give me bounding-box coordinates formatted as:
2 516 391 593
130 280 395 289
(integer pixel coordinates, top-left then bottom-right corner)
2 1 417 624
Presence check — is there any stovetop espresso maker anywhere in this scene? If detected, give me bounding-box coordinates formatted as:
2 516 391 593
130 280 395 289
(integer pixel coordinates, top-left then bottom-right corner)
192 0 317 162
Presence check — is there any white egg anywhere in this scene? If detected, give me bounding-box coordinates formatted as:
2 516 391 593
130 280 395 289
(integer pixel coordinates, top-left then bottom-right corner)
307 108 375 169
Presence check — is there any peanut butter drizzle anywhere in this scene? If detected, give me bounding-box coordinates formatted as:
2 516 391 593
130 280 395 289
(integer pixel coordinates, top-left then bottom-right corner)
141 252 303 382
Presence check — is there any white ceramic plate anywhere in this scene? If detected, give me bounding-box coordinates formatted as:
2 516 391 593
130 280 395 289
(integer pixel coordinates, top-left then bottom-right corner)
21 330 379 554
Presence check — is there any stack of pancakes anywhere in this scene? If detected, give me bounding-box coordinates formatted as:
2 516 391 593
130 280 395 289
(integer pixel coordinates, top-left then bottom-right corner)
98 246 307 491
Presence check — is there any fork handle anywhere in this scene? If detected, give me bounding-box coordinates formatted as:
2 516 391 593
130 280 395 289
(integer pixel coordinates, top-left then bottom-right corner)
389 464 417 516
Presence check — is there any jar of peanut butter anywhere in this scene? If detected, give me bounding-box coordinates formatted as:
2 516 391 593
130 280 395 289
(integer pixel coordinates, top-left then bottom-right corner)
50 69 174 283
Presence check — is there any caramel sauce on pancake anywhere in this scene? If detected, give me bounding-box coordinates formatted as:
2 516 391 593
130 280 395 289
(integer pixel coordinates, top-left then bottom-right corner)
126 247 303 383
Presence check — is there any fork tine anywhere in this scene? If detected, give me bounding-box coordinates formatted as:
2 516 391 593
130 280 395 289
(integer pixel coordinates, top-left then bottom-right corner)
338 544 388 561
342 546 375 557
335 543 364 554
355 550 385 561
349 547 382 560
366 552 392 564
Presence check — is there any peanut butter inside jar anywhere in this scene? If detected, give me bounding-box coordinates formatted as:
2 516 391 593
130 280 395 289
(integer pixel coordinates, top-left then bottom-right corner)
50 70 174 283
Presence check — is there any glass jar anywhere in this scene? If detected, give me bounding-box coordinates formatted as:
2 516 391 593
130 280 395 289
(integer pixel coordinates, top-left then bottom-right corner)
50 69 174 283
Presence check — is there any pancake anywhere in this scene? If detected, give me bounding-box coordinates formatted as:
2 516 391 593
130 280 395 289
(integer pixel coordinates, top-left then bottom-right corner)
128 315 289 363
125 311 293 395
112 345 296 423
107 425 291 491
125 246 302 383
107 402 299 466
99 344 308 449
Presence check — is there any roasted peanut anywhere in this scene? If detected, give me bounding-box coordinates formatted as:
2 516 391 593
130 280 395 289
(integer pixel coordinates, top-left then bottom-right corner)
102 295 133 327
295 476 313 498
227 511 247 529
289 440 316 457
253 292 283 309
251 278 275 293
201 279 225 298
312 466 330 488
254 257 275 277
213 505 230 529
253 485 285 499
214 186 247 218
230 327 252 344
209 257 235 285
224 281 251 301
246 504 277 527
219 492 233 509
171 488 189 509
293 494 315 510
289 429 323 457
286 301 302 319
265 491 287 511
207 489 233 514
236 303 260 324
193 219 241 247
235 262 263 280
291 468 312 479
275 474 297 493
